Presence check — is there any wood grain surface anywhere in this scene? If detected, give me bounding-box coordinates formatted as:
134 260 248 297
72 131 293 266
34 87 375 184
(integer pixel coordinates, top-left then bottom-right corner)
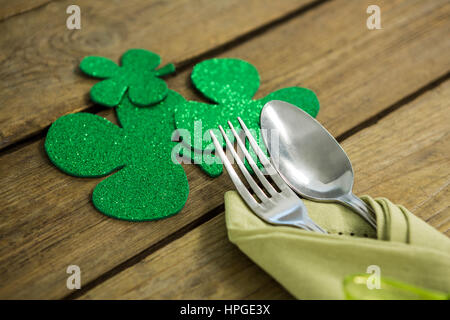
2 0 449 149
0 0 449 300
0 0 317 149
81 80 450 299
0 0 52 21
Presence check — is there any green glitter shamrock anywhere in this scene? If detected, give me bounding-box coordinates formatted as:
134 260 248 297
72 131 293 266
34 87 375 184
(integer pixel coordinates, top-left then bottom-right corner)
174 58 320 177
80 49 175 107
45 91 190 221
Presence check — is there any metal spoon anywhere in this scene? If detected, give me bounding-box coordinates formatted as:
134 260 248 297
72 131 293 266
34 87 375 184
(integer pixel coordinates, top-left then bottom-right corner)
260 100 377 229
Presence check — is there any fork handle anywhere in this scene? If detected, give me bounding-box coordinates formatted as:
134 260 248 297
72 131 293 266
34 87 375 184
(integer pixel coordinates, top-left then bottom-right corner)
306 220 328 234
294 219 327 234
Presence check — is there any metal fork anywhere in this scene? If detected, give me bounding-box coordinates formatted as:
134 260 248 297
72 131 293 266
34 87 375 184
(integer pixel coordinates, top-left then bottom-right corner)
210 117 327 233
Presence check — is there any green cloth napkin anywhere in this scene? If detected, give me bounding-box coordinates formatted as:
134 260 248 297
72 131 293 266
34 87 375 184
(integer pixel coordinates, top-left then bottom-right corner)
225 191 450 300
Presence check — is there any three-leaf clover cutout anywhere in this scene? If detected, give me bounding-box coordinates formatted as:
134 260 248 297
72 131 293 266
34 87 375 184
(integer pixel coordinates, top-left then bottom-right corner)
46 52 321 221
174 58 320 177
80 49 175 107
45 91 189 221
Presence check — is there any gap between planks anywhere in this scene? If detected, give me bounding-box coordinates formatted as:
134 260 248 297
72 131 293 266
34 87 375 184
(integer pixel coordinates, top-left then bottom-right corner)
0 0 330 157
173 0 329 72
1 1 447 297
0 0 55 22
3 70 448 158
79 79 450 300
65 74 449 299
335 71 450 142
0 0 330 151
64 204 224 300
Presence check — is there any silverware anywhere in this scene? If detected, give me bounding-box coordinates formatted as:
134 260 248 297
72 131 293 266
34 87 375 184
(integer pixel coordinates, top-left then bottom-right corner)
210 117 327 233
260 100 377 229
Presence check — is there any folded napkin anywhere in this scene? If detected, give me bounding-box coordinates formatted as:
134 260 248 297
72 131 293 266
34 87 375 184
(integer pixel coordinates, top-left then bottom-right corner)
225 191 450 300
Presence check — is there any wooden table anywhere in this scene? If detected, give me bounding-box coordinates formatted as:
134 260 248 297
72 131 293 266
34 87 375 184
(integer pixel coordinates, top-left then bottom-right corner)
0 0 449 299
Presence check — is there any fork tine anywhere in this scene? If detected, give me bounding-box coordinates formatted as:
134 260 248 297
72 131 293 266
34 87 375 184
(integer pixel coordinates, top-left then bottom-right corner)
227 121 278 197
237 117 289 191
210 130 260 209
218 126 269 202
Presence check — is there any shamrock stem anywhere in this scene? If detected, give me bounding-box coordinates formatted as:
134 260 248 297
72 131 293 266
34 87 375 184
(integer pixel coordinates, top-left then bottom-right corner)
155 63 176 77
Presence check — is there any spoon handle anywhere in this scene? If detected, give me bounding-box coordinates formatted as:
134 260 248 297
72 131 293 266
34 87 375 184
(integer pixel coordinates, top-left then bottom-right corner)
338 193 377 229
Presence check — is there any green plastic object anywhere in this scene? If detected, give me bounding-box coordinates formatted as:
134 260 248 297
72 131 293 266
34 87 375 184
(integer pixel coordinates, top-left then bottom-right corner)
80 49 175 107
344 274 449 300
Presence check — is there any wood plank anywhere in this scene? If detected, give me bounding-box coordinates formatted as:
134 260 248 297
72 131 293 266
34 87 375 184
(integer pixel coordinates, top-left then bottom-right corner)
0 0 51 21
81 80 450 299
86 215 294 299
0 0 316 149
179 0 450 138
0 0 449 299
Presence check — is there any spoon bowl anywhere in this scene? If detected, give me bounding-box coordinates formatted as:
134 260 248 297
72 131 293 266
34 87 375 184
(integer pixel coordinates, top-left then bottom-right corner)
260 100 376 229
